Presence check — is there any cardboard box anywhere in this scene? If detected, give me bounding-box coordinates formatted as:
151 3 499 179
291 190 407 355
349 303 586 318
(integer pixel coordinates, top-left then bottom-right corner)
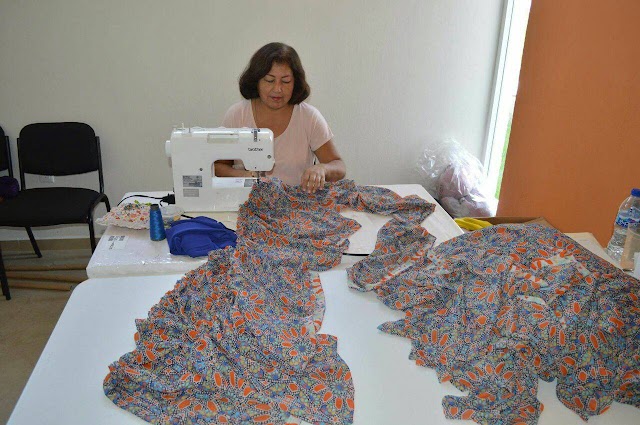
473 216 555 228
456 216 556 232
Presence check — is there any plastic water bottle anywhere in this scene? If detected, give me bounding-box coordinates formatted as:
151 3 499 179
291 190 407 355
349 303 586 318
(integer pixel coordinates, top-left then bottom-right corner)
606 188 640 261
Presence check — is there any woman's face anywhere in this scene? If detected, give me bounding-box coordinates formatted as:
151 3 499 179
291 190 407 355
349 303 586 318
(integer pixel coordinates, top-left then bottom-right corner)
257 62 294 110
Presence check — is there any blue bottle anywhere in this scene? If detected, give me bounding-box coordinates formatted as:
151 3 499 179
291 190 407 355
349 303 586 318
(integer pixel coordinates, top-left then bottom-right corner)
149 204 166 241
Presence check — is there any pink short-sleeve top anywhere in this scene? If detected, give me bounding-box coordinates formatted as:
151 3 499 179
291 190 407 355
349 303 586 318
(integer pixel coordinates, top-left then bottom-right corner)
221 100 334 186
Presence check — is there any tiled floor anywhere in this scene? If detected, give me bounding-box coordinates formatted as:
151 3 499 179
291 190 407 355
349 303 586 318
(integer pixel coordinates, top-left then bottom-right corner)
0 288 71 423
0 248 89 423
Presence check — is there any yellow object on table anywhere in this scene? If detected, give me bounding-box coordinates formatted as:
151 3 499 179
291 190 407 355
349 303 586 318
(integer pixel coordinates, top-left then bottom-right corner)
454 217 493 231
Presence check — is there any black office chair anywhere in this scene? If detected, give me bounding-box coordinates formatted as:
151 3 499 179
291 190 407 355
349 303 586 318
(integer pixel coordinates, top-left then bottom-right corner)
0 125 13 300
0 122 111 300
0 126 12 178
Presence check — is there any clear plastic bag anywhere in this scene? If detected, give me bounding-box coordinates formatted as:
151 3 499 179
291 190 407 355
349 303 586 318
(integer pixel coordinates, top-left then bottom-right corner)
416 139 496 217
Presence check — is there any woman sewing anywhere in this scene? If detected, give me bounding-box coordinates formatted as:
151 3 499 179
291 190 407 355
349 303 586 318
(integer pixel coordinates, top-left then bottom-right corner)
215 42 346 194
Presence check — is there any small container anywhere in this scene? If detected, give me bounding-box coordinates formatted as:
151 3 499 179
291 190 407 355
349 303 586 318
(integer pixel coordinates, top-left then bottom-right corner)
149 204 166 241
160 205 184 227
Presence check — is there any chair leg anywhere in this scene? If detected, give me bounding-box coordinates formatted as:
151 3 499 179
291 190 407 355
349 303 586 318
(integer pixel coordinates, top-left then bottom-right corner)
89 219 97 252
104 198 111 212
0 245 11 301
25 227 42 258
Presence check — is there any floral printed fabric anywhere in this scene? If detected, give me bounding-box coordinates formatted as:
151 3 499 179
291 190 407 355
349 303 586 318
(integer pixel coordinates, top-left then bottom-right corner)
103 179 434 425
96 202 151 229
349 224 640 424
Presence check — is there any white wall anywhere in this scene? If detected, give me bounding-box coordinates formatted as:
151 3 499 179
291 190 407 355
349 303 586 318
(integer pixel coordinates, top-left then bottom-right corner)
0 0 503 240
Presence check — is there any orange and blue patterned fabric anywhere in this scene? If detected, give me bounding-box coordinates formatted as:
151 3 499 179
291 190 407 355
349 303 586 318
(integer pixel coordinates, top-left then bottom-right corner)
105 179 639 424
349 224 640 424
104 179 434 425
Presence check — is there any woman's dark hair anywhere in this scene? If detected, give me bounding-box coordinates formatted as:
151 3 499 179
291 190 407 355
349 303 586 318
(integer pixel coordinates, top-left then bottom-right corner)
239 42 310 104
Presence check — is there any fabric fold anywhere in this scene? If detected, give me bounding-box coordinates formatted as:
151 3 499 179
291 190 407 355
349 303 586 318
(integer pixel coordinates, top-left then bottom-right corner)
348 224 640 424
104 179 436 425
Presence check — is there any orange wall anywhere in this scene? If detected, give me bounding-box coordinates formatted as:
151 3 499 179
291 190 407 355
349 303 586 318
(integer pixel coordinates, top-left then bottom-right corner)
498 0 640 245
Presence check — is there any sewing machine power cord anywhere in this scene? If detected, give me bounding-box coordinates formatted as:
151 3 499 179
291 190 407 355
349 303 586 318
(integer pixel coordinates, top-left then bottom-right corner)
116 193 175 207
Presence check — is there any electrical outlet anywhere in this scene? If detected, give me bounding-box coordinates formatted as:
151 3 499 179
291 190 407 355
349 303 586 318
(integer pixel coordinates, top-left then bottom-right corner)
39 175 55 183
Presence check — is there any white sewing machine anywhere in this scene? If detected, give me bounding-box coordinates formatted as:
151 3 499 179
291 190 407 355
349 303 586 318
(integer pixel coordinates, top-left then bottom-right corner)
165 127 274 212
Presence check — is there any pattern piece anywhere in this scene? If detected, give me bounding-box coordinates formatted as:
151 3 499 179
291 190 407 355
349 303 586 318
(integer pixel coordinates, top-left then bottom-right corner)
104 179 435 425
349 224 640 424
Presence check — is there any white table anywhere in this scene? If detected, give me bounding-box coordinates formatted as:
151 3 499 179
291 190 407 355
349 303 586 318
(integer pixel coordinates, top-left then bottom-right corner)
8 273 639 425
86 185 462 278
12 187 635 424
564 232 616 264
86 191 234 278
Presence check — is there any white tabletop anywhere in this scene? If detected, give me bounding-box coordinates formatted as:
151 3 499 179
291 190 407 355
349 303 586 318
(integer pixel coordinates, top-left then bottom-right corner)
8 272 639 425
12 186 634 424
86 191 234 279
564 232 615 264
86 185 462 279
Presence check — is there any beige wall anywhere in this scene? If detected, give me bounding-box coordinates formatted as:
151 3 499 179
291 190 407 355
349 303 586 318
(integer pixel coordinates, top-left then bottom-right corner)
0 0 503 240
498 0 640 245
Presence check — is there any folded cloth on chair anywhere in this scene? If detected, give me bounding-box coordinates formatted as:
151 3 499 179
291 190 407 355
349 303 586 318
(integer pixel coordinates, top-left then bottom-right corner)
165 216 236 257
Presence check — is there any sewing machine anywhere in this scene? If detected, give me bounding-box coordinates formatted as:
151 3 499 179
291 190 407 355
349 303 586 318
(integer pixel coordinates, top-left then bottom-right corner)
165 127 274 212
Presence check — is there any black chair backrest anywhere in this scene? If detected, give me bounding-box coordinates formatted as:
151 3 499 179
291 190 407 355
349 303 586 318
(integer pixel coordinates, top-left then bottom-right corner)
18 122 100 176
0 125 12 177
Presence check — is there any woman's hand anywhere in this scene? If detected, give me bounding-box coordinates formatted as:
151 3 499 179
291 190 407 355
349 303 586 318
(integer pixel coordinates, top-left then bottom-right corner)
301 164 326 193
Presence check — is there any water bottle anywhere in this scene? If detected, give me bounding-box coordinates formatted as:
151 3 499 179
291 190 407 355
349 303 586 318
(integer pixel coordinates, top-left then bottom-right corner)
606 188 640 261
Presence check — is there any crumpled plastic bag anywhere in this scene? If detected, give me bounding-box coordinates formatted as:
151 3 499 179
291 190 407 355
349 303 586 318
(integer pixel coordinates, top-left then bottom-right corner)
416 139 496 217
